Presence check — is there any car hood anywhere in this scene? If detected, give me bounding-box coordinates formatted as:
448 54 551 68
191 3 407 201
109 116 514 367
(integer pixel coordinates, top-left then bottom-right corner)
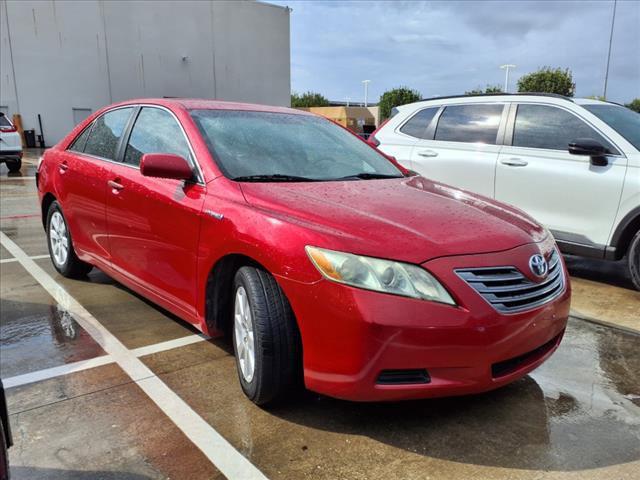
240 176 547 264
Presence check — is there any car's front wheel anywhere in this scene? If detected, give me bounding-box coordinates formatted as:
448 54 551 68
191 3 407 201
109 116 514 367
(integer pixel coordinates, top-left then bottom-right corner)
6 158 21 173
46 201 93 278
232 266 302 405
628 230 640 291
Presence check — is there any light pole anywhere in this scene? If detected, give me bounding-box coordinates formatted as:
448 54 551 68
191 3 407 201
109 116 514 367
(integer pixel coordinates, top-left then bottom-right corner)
362 80 371 107
603 0 617 99
500 64 516 93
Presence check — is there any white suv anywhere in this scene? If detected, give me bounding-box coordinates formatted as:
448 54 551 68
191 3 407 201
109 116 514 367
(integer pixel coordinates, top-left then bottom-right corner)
0 112 23 173
370 94 640 289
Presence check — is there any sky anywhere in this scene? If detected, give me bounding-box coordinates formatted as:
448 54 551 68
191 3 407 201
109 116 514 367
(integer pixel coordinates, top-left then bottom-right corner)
271 0 640 104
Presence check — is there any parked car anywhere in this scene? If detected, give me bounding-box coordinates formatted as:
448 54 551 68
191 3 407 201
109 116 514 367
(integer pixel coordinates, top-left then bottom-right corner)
37 99 570 405
370 94 640 289
0 379 11 480
0 113 23 173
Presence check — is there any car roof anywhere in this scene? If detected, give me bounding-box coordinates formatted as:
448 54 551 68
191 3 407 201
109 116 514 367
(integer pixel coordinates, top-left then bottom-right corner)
110 98 312 116
396 93 623 112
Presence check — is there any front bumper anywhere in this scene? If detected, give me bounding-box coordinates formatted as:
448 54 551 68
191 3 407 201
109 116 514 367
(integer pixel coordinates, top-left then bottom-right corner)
278 241 570 401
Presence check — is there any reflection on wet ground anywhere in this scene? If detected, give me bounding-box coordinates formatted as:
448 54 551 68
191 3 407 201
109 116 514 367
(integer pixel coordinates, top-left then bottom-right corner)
140 319 640 478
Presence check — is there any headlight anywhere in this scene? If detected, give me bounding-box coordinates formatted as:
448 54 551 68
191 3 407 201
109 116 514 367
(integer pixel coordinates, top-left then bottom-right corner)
305 246 456 306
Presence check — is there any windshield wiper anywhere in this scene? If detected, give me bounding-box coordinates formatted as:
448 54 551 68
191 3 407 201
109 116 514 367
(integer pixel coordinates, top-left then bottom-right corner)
232 174 318 182
336 173 404 180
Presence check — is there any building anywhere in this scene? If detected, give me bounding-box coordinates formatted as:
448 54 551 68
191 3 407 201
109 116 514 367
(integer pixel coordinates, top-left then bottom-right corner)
0 0 290 146
297 106 377 136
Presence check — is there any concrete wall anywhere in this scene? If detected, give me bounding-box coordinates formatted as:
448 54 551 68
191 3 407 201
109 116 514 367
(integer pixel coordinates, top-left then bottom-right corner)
0 0 290 145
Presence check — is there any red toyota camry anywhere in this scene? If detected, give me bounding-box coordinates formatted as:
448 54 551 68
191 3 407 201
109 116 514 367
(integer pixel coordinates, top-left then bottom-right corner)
36 99 570 405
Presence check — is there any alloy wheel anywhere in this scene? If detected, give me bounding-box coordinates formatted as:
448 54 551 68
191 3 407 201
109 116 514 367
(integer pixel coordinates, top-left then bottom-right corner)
234 286 256 382
49 211 69 267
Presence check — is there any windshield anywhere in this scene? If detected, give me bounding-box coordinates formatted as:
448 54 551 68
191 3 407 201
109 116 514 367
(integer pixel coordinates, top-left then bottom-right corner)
583 104 640 151
190 110 403 181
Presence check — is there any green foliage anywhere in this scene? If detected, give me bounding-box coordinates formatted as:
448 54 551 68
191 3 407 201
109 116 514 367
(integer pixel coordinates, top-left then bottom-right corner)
379 87 422 120
517 67 575 97
465 85 503 95
290 91 330 108
587 95 607 101
625 98 640 113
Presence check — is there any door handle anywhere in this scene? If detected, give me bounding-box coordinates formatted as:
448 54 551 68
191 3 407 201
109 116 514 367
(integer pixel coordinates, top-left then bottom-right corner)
108 179 124 191
500 158 528 167
59 161 69 173
417 149 439 158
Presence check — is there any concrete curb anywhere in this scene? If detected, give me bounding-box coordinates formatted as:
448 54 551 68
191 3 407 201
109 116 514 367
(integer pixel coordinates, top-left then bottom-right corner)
570 310 640 336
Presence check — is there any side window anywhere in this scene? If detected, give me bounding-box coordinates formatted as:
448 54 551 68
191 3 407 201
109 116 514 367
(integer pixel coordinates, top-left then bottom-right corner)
513 104 616 152
68 125 92 152
399 107 439 139
124 107 192 167
435 104 504 144
84 108 134 160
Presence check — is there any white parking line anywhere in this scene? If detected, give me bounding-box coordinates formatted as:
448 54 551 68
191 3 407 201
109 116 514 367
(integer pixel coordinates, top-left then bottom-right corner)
0 231 269 480
4 334 208 389
3 355 114 389
1 254 49 264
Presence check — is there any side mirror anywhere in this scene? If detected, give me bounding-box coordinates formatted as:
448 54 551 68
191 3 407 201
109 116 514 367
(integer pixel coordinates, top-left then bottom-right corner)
140 153 194 180
568 138 609 166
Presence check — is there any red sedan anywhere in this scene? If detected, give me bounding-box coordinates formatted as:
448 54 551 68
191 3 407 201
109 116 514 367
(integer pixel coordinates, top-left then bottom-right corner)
36 99 570 404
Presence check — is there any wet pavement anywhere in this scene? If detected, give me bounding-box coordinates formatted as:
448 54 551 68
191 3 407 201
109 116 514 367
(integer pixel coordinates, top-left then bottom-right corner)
1 151 639 479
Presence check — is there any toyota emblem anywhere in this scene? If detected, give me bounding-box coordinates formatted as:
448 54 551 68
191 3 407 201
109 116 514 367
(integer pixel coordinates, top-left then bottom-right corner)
529 254 548 278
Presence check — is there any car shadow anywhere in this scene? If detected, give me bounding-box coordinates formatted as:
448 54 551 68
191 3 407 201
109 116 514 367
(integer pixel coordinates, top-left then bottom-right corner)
564 254 635 290
267 373 639 471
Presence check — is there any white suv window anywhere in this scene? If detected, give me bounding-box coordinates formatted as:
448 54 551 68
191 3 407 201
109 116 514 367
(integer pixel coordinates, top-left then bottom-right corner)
398 107 439 139
513 104 617 153
434 104 503 144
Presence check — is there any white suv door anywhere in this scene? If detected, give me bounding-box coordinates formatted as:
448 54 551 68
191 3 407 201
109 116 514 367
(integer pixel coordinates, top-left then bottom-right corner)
408 103 508 197
495 102 626 247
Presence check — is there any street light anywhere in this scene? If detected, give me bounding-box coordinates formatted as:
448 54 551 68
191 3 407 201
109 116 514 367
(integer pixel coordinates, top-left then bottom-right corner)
500 64 516 93
362 80 371 107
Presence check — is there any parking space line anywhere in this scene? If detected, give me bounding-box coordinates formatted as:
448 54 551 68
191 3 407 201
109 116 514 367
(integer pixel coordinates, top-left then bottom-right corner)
131 333 208 357
0 231 269 480
3 355 114 389
4 333 208 389
1 254 49 264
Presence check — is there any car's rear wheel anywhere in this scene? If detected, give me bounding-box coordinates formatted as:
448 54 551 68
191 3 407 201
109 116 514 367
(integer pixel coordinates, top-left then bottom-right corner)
46 201 93 278
232 266 302 405
628 230 640 291
6 159 21 173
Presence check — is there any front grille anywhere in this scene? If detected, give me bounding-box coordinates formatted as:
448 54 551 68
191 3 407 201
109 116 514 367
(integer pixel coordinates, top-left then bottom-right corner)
456 249 565 314
491 332 562 378
376 369 430 385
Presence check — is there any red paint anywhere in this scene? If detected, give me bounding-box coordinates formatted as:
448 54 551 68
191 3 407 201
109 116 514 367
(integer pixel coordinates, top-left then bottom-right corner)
37 98 570 401
140 153 193 180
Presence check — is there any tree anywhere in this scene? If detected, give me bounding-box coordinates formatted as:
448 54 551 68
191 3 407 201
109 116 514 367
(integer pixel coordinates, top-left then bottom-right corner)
290 91 329 108
625 99 640 113
465 85 503 95
379 87 422 120
517 67 575 97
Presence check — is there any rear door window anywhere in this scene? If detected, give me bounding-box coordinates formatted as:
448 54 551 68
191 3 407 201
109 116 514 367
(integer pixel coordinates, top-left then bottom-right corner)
434 104 504 144
0 114 12 128
68 125 92 153
124 107 192 167
399 107 439 139
513 104 617 152
83 107 134 160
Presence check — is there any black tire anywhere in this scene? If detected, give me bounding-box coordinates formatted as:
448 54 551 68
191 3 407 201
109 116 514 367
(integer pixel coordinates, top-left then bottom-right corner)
6 159 21 173
232 266 302 406
628 230 640 291
46 201 93 278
